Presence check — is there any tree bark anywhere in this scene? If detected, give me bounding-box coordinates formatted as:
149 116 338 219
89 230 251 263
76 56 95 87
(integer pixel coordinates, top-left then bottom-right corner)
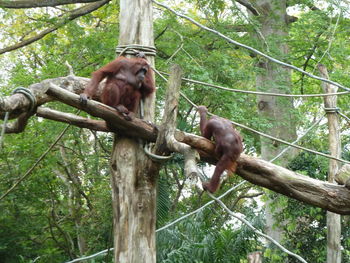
0 0 101 8
252 0 297 246
111 0 157 262
319 64 342 263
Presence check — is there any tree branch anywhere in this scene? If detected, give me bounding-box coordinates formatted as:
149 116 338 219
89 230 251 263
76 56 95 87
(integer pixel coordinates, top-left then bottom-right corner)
155 64 199 178
175 131 350 215
0 0 110 55
2 112 34 133
300 32 323 93
36 106 109 132
0 75 89 117
0 0 102 8
235 0 260 16
46 83 158 140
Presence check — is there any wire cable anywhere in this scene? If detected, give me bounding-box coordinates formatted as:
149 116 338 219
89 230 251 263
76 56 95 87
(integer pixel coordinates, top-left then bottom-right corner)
64 248 114 263
207 191 308 263
0 115 77 202
153 68 350 165
158 71 350 98
152 0 350 92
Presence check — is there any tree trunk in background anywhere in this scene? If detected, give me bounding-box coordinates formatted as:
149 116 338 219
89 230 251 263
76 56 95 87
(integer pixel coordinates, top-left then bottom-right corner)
319 64 341 263
253 0 297 247
248 251 262 263
56 145 88 256
111 0 157 262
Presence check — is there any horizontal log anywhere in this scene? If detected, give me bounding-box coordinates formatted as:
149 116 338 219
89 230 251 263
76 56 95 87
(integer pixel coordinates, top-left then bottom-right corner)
175 131 350 215
46 83 158 142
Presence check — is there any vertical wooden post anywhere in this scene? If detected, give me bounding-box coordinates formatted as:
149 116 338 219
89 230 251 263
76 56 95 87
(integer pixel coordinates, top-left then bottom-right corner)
318 64 342 263
110 0 157 262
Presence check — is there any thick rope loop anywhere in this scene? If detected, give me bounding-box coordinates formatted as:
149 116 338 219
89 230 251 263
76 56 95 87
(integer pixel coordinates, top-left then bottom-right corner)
116 44 156 57
144 142 173 163
12 87 37 113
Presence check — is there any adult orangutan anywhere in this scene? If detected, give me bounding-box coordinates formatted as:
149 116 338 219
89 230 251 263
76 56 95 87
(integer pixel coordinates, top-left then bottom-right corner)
198 106 243 193
80 55 155 120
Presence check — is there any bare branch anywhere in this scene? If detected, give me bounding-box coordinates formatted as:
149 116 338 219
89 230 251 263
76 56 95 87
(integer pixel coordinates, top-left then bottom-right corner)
0 0 110 55
36 107 109 132
1 112 34 133
161 65 199 178
0 0 102 8
300 32 323 93
235 0 260 16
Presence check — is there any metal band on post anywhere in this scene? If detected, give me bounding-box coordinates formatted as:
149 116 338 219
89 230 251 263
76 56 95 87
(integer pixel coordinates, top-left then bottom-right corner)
324 107 339 114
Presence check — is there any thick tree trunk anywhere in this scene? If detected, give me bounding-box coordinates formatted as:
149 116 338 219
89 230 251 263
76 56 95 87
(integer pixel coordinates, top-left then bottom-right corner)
253 0 297 247
319 64 342 263
111 0 157 262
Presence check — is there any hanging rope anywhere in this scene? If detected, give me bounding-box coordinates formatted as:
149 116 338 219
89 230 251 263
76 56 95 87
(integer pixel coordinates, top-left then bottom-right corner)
206 191 308 263
338 110 350 125
64 248 114 263
269 114 325 162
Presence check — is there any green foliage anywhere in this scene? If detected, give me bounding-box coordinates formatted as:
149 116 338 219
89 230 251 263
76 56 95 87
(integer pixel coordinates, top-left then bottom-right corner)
260 152 350 263
157 208 264 263
157 171 172 227
1 0 350 262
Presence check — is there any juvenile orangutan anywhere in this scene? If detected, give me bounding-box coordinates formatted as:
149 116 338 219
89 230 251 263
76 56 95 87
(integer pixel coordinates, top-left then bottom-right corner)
198 106 243 193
